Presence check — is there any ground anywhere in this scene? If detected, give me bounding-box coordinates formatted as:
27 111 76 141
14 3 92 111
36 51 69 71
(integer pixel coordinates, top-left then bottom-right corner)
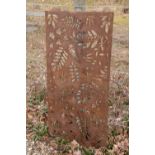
26 1 129 154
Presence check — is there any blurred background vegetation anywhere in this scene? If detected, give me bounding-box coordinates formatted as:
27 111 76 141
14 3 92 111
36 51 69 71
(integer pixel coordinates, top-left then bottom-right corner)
27 0 129 11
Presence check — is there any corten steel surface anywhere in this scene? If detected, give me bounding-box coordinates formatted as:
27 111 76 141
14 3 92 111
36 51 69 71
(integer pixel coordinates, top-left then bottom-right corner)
45 10 113 147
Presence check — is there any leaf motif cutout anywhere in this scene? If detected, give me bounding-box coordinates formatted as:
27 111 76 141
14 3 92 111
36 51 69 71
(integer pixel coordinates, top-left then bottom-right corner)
87 30 98 49
100 16 107 28
105 22 110 33
91 40 98 48
88 30 97 38
100 67 108 79
86 16 94 26
48 14 58 28
64 16 81 29
86 53 93 62
69 62 80 82
56 28 61 35
51 47 68 71
69 45 77 58
91 30 97 36
100 37 106 51
49 32 55 40
75 90 82 104
56 40 61 46
85 53 97 65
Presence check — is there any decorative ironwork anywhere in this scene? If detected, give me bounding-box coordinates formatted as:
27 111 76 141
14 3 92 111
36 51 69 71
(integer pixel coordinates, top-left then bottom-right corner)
45 10 113 147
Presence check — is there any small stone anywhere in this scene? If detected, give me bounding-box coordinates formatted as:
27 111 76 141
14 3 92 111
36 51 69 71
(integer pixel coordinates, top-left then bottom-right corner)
73 150 81 155
71 140 79 149
95 149 103 155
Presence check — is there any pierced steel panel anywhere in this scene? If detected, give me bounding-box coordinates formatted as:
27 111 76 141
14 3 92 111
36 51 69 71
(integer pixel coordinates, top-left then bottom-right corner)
45 10 113 148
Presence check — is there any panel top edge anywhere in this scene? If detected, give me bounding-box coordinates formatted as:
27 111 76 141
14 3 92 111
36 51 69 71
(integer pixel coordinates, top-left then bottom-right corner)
45 9 114 16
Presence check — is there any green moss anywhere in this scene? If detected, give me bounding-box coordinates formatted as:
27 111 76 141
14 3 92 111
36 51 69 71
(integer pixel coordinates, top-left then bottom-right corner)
81 147 95 155
29 89 45 106
56 137 69 145
32 124 48 141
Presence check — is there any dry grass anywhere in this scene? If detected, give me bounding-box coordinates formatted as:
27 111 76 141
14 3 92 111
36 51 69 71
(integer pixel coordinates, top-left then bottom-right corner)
114 15 128 25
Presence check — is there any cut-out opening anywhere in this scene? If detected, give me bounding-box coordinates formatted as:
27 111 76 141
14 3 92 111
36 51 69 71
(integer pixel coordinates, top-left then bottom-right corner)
69 121 73 124
85 134 89 140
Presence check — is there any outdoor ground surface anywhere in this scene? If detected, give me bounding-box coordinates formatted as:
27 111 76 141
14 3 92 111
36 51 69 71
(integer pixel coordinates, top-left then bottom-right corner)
26 1 129 155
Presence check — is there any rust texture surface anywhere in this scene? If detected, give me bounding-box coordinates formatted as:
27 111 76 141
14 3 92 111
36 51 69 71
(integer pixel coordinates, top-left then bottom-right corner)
45 10 113 147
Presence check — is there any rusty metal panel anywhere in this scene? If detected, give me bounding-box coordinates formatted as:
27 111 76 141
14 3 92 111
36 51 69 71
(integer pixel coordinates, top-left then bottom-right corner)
45 10 113 147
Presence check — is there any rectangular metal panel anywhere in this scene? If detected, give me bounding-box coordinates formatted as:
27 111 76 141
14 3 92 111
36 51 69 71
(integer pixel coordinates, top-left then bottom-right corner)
45 10 113 147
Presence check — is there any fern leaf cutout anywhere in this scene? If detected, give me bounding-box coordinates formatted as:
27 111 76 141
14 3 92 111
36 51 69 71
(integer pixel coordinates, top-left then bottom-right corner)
51 47 68 71
69 62 80 82
47 14 58 28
